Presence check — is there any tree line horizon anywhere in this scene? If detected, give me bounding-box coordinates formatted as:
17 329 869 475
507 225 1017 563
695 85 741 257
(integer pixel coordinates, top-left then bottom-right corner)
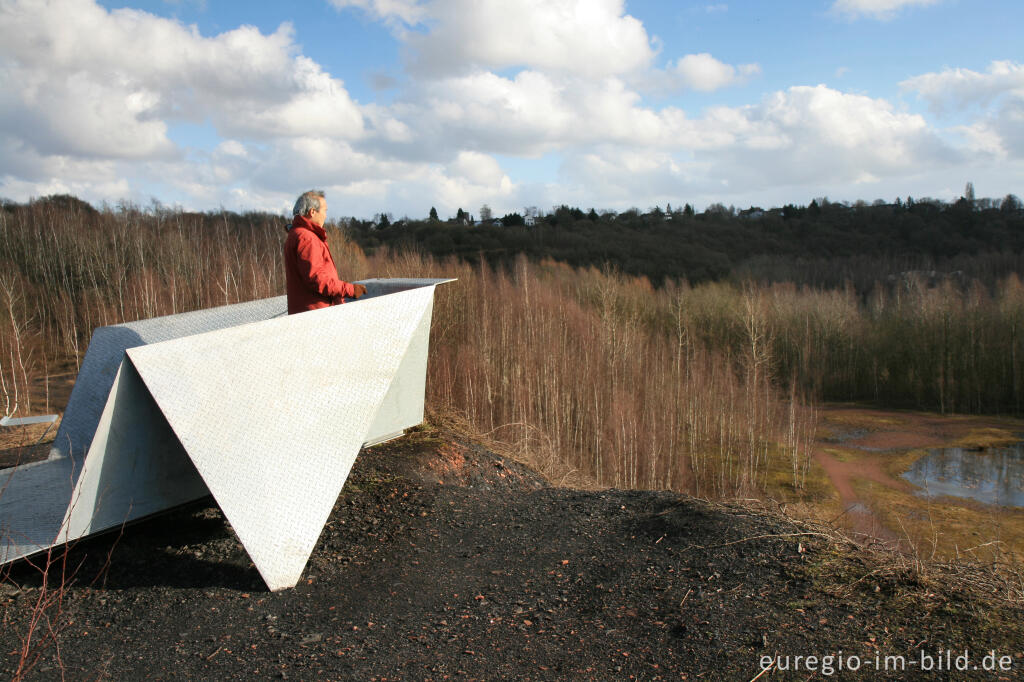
9 184 1023 291
10 182 1021 224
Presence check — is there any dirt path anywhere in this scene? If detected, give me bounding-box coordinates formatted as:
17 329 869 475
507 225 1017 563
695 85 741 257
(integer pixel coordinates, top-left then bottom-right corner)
811 446 908 543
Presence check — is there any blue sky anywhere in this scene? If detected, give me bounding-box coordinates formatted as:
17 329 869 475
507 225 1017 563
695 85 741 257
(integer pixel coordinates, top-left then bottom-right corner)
1 0 1022 219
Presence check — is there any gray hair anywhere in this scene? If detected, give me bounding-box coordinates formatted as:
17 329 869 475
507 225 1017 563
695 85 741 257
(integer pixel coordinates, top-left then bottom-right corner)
292 189 325 217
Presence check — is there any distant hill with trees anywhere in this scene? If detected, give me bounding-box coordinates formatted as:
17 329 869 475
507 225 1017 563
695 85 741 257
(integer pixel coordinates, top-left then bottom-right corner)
348 192 1024 292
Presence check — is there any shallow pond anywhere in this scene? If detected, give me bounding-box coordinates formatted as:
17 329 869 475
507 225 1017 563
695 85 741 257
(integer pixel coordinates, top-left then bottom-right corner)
902 444 1024 507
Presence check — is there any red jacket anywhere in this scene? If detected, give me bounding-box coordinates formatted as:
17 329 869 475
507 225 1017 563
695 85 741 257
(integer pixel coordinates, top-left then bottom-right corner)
283 215 357 315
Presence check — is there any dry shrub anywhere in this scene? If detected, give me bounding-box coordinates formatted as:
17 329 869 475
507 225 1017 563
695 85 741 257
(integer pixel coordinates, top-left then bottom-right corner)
420 255 815 498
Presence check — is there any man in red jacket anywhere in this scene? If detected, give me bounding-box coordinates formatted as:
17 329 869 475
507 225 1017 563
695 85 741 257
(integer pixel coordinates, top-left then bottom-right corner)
284 190 367 315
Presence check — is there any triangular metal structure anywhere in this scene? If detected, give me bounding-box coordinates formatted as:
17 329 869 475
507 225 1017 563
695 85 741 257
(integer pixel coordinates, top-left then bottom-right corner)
1 278 452 590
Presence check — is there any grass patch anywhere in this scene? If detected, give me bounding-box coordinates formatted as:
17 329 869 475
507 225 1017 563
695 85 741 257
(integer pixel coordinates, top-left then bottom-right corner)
762 448 840 509
852 478 1024 564
952 427 1021 449
821 446 862 463
823 411 907 429
792 531 1024 657
878 447 931 479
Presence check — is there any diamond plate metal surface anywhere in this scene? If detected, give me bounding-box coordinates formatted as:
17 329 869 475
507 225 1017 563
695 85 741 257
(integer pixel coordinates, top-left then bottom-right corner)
1 279 452 590
127 286 436 590
52 296 289 466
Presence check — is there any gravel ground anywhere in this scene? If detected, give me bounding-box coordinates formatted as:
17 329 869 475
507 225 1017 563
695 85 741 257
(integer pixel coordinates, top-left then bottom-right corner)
2 425 1022 680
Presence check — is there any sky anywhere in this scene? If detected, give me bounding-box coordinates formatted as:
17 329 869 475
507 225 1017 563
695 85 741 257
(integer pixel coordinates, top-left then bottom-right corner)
0 0 1022 219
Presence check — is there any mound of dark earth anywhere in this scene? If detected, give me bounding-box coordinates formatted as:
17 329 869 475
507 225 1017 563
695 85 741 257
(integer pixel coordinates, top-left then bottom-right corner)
2 425 1021 680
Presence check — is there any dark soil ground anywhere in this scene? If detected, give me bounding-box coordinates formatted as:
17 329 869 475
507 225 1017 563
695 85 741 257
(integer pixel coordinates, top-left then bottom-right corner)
2 424 1022 680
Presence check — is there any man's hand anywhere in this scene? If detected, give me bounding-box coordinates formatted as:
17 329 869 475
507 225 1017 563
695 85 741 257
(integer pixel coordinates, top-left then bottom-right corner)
352 283 367 299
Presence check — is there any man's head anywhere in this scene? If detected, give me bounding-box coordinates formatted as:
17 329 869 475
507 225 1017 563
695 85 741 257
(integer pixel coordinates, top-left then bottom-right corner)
293 190 327 227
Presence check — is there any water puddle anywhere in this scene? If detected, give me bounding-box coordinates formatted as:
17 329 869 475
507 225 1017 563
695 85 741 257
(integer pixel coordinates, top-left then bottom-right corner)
902 444 1024 507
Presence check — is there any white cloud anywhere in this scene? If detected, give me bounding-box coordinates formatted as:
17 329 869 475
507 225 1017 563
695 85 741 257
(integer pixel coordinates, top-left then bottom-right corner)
990 101 1024 158
387 77 960 210
328 0 427 25
0 0 365 165
389 69 698 159
258 137 415 190
341 0 745 95
715 85 953 182
755 86 929 153
0 66 177 160
0 136 122 187
406 0 655 78
901 60 1024 112
431 152 515 212
955 122 1008 158
561 148 697 206
947 100 1024 160
223 136 516 219
0 174 133 204
901 61 1024 159
830 0 941 20
394 72 942 195
666 53 760 92
215 140 249 158
449 151 506 185
557 85 957 202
